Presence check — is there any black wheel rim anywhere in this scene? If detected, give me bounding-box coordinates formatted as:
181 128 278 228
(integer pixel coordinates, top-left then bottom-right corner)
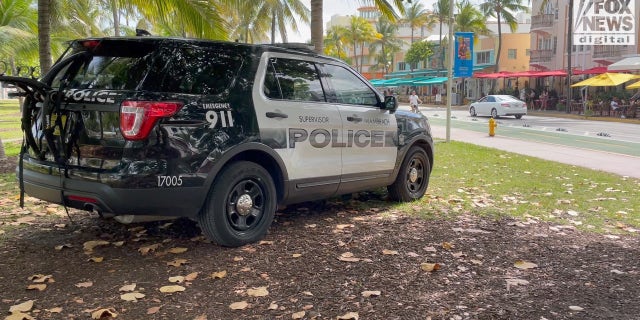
226 179 265 231
405 156 425 194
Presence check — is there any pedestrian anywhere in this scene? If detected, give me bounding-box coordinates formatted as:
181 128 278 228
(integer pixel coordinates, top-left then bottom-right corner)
435 88 442 105
520 87 526 101
540 90 549 110
409 90 422 113
528 89 536 109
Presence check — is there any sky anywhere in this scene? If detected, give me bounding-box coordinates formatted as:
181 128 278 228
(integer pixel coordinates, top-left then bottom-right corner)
285 0 440 43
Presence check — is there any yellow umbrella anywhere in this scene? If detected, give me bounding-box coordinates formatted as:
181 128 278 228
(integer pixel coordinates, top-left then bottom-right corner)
627 79 640 89
571 72 640 87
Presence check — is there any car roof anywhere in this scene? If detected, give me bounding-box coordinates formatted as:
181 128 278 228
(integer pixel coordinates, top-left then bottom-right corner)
71 37 344 64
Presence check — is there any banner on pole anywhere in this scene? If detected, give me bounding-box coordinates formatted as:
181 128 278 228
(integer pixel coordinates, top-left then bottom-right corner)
454 32 474 78
573 0 635 45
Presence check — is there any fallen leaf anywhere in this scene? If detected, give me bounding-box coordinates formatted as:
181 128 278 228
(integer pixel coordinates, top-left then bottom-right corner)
336 224 354 230
470 259 483 265
45 307 63 313
169 276 185 283
361 290 381 297
382 249 398 255
569 306 584 311
514 260 538 270
138 243 162 255
119 284 136 292
159 285 186 293
505 278 529 286
88 257 104 263
259 240 274 245
5 312 35 320
54 244 72 251
91 308 118 319
185 272 199 281
338 252 360 262
211 270 227 279
27 284 47 291
75 281 93 288
120 292 145 302
233 256 244 262
167 258 188 267
112 241 125 247
229 301 248 310
28 274 53 283
15 216 36 224
292 253 302 258
247 286 269 297
166 247 188 254
268 303 278 310
337 312 359 320
292 311 305 319
9 300 34 313
193 315 207 320
83 240 110 252
420 262 441 272
147 306 160 315
442 242 454 250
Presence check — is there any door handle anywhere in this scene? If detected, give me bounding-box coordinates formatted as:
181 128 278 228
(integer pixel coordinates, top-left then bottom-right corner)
266 112 288 119
347 116 362 123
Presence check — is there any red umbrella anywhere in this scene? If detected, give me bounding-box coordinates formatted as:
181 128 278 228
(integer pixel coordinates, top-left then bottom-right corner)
574 66 608 75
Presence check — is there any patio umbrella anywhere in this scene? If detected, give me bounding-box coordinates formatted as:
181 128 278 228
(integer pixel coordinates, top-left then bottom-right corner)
627 80 640 89
608 56 640 71
570 73 640 87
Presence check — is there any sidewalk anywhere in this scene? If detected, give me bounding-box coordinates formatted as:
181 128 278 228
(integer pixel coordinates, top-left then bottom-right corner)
429 124 640 179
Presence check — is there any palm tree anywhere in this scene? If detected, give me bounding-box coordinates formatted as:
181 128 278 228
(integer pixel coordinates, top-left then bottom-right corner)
344 16 377 73
402 1 434 44
455 1 492 37
432 0 450 72
256 0 309 44
369 17 403 75
324 25 349 60
37 0 52 74
310 0 408 53
479 0 528 72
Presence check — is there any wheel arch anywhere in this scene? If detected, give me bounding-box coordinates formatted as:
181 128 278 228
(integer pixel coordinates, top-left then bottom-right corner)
389 136 434 184
201 143 288 209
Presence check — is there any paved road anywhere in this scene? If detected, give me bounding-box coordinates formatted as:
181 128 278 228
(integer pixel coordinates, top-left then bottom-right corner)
405 104 640 179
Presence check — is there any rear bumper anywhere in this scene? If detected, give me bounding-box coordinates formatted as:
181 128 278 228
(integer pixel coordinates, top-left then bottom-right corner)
20 167 205 218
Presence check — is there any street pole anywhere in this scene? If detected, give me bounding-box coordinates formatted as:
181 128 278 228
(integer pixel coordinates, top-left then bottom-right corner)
567 0 573 114
446 0 454 142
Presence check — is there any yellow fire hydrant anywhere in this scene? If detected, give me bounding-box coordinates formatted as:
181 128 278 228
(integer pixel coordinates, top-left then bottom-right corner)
488 118 497 137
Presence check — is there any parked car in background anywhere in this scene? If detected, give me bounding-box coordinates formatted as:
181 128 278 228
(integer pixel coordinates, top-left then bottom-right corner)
469 95 527 119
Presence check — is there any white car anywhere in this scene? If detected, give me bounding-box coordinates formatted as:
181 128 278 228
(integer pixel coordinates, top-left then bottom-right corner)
469 95 527 119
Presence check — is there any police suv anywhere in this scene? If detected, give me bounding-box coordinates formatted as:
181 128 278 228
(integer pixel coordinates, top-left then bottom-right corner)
1 37 434 247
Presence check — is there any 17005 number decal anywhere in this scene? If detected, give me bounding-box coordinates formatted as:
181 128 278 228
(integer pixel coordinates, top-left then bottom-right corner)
157 175 183 187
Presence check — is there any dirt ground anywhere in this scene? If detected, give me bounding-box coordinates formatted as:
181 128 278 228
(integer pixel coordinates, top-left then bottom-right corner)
1 158 639 320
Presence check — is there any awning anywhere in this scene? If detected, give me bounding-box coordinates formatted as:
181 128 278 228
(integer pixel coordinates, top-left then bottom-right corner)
608 56 640 71
413 77 449 85
573 66 608 75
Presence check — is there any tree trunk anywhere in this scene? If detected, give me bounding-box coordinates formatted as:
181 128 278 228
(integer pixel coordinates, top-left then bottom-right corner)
495 14 502 72
271 9 277 44
111 0 120 36
0 138 6 160
38 0 52 75
310 0 323 53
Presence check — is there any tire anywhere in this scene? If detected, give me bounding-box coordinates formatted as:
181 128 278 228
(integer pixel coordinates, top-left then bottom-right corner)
387 146 431 202
469 106 477 117
491 108 498 119
515 114 523 119
198 161 277 247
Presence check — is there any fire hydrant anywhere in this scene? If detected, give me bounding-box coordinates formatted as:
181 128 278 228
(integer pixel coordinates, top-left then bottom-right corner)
488 118 497 137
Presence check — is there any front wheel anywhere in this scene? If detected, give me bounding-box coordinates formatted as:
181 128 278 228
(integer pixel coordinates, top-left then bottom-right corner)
198 161 277 247
388 146 431 202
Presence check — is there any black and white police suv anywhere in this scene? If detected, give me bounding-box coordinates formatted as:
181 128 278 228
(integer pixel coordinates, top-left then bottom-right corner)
1 37 434 247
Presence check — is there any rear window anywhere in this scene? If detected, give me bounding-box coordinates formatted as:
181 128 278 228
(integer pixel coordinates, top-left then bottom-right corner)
52 40 244 95
157 46 244 95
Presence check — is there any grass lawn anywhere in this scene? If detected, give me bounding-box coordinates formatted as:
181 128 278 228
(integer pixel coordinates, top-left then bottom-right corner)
1 140 638 236
0 99 22 142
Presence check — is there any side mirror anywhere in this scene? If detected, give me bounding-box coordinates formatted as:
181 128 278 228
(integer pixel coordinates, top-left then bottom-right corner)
382 95 398 112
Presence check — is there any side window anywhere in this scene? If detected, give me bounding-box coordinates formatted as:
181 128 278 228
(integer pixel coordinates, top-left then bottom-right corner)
487 96 496 102
322 64 378 106
263 57 325 102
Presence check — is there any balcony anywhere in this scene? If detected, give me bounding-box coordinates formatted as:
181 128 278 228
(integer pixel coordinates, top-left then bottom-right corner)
529 49 554 63
531 14 555 29
592 45 631 59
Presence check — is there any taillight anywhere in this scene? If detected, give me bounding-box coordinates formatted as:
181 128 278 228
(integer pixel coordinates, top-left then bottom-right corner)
501 103 510 108
120 101 183 140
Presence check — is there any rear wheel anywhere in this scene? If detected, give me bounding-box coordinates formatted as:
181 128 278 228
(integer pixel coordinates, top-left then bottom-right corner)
198 161 276 247
469 106 477 117
388 146 431 202
491 108 498 119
